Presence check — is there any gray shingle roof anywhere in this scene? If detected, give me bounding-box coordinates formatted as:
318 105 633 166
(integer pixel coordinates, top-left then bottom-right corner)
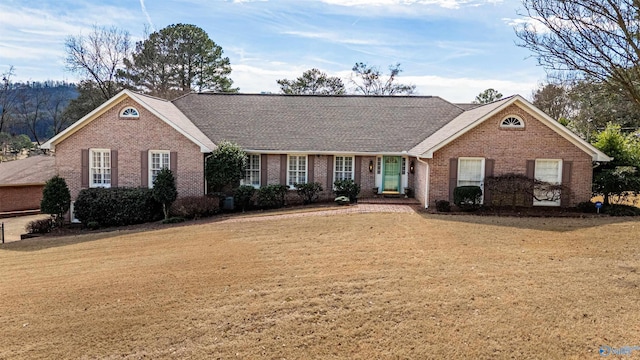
0 155 55 185
172 93 465 153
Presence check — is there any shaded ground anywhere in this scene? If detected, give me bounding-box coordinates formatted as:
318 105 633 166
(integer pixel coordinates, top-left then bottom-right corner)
1 211 639 359
0 214 49 242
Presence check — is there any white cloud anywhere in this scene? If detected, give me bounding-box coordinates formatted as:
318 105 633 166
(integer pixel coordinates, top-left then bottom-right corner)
320 0 504 10
230 62 538 102
281 30 385 46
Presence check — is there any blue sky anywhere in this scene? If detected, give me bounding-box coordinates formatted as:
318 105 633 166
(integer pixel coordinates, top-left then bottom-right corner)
0 0 545 102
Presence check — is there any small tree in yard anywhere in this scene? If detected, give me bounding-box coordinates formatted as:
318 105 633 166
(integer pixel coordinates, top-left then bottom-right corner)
152 168 178 220
205 141 247 193
41 175 71 227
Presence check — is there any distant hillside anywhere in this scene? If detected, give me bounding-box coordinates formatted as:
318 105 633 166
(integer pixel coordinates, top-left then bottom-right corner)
2 81 78 142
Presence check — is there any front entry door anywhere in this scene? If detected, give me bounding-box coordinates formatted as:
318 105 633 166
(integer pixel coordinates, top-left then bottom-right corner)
382 156 401 192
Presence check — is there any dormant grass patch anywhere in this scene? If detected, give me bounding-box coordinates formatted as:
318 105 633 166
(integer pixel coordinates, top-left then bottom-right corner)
1 212 639 359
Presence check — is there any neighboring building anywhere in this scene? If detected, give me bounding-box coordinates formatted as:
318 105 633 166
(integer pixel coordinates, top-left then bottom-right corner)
42 90 610 215
0 155 56 214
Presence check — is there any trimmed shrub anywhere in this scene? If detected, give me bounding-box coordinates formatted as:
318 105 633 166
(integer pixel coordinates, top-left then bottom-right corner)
334 179 361 203
453 186 483 211
435 200 451 212
234 185 256 212
41 175 71 227
26 218 53 234
257 184 288 209
576 201 597 213
295 182 323 204
169 196 220 219
605 204 640 216
152 168 178 220
74 187 163 227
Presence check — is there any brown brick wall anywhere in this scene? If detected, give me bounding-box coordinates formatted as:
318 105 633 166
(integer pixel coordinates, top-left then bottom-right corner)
0 185 44 212
55 98 205 200
427 104 593 207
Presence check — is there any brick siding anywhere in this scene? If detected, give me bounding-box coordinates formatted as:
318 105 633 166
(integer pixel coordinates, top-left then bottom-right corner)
427 104 593 207
0 185 44 213
54 98 205 201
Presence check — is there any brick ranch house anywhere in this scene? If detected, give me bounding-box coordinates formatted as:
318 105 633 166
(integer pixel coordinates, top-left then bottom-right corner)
42 90 610 216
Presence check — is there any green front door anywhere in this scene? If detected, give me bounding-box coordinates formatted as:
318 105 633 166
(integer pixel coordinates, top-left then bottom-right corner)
382 156 400 192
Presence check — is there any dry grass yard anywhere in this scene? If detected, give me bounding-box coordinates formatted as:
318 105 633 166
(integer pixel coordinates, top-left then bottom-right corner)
1 211 640 359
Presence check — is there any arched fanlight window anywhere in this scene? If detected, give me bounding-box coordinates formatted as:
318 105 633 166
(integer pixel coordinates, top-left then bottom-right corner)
500 116 524 128
120 107 140 118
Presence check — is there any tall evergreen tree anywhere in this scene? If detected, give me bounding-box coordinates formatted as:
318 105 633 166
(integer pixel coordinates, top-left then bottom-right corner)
120 24 237 99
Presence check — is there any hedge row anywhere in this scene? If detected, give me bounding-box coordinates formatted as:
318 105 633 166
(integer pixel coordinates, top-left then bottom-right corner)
74 187 163 227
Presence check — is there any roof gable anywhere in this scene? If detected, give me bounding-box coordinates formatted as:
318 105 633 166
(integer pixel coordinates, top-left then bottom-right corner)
41 90 215 152
409 95 612 162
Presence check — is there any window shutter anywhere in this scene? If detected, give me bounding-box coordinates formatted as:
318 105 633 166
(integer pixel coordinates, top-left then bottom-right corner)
81 149 89 188
141 151 149 188
561 161 572 206
526 160 535 179
354 156 362 184
261 154 268 186
327 156 334 188
111 150 118 188
484 159 494 205
449 158 458 202
280 154 287 185
526 160 535 204
308 155 315 183
170 152 178 173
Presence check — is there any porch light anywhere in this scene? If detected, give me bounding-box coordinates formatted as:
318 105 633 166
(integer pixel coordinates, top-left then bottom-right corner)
409 160 415 174
369 160 374 172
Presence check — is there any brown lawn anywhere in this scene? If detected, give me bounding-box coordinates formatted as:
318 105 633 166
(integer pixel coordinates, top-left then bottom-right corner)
1 211 639 359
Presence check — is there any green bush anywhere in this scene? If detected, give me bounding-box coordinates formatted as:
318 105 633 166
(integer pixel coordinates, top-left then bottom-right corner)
25 218 53 234
295 182 323 204
169 196 220 219
453 186 483 211
74 187 163 227
605 204 640 216
234 185 256 211
152 168 178 220
333 179 361 203
41 175 71 227
435 200 451 212
576 201 598 213
257 184 288 209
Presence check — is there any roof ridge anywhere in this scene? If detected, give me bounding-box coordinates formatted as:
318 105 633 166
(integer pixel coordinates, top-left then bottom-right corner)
190 92 436 99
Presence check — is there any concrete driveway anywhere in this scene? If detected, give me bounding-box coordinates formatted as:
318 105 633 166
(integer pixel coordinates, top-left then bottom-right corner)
1 214 49 243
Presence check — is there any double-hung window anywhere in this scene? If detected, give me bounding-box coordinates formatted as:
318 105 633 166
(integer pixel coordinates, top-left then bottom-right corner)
90 149 111 188
334 156 354 182
243 154 261 188
149 150 170 187
534 159 562 206
287 155 307 188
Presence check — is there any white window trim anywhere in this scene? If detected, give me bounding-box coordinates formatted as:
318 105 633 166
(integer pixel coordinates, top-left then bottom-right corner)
120 106 140 118
287 154 308 189
89 148 111 188
333 155 355 184
148 150 171 188
241 154 261 188
500 115 524 128
533 159 563 206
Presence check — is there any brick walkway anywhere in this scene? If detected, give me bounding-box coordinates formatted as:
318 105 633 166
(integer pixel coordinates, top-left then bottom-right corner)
220 204 418 224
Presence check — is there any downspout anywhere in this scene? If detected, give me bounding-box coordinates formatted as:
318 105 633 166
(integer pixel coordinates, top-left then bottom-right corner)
415 156 430 209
